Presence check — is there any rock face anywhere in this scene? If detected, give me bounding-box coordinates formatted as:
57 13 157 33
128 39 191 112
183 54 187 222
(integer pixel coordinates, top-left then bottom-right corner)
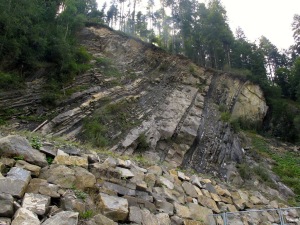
17 26 264 178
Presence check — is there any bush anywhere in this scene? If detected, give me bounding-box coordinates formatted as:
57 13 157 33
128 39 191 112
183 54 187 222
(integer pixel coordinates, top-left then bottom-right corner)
0 72 24 90
220 112 231 122
135 133 149 153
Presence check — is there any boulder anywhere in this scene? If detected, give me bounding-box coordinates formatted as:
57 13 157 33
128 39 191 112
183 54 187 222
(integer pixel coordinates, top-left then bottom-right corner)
129 206 142 224
182 182 198 198
158 176 174 190
85 214 117 225
0 193 14 217
98 193 128 221
156 213 171 225
22 193 51 215
103 182 135 196
26 178 60 198
198 196 220 213
74 167 96 190
42 211 79 225
173 202 191 219
188 203 213 225
155 198 174 215
53 155 88 168
61 190 85 213
0 218 11 225
0 135 47 167
11 208 40 225
147 165 162 176
0 167 31 198
15 160 41 177
115 167 134 179
40 165 75 188
141 208 159 225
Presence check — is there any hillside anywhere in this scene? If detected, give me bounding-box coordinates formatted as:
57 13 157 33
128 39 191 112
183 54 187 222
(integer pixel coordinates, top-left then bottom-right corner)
0 25 300 224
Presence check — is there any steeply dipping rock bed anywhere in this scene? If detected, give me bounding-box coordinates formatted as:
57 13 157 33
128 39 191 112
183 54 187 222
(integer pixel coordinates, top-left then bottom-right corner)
0 25 268 179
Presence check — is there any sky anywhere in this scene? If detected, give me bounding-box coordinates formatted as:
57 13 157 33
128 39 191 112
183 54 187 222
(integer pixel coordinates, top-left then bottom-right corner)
221 0 300 51
97 0 300 50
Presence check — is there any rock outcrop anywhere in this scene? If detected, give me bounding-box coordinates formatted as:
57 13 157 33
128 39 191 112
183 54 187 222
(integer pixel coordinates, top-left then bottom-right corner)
0 25 268 178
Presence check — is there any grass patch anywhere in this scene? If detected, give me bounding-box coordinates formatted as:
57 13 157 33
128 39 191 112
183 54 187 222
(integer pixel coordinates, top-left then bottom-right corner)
135 133 150 153
82 100 139 147
95 57 121 77
249 133 300 203
220 111 231 122
0 71 24 90
79 210 94 219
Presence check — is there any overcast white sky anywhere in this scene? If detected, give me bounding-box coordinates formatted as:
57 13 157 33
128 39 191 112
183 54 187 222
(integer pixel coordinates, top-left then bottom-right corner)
97 0 300 50
221 0 300 50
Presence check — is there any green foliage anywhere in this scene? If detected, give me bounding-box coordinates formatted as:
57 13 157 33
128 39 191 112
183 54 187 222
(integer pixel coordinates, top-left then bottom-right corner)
249 133 300 201
220 111 231 122
82 100 137 147
135 133 149 153
46 156 54 165
236 163 251 180
79 210 94 219
13 155 24 161
30 137 42 150
73 189 88 200
0 72 24 90
253 165 275 187
95 57 120 77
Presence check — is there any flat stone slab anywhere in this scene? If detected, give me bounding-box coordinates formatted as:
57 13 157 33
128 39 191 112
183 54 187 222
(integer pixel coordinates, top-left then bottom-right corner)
22 193 51 215
98 193 128 221
0 193 14 217
53 155 88 168
11 208 40 225
115 167 134 178
0 167 31 198
42 211 79 225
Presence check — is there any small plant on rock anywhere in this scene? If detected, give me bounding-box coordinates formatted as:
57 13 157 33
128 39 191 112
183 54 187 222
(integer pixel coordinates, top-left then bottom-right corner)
79 210 94 219
31 137 42 150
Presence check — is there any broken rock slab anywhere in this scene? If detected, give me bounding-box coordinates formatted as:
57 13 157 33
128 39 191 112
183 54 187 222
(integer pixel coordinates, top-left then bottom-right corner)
98 193 129 222
0 135 47 167
22 193 51 216
0 167 31 198
15 160 41 177
0 193 14 217
42 211 79 225
11 208 40 225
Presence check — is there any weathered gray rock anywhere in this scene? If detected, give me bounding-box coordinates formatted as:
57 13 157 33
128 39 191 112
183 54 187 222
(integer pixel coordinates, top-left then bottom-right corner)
26 178 60 198
147 166 162 176
188 203 213 225
40 165 75 188
0 194 14 217
129 206 142 224
22 193 51 215
173 202 191 219
0 167 31 198
141 208 159 225
42 211 79 225
15 160 41 177
182 182 198 198
0 135 47 167
73 166 96 190
156 213 171 225
84 214 117 225
155 198 174 215
124 196 156 213
198 195 220 213
0 158 15 167
61 190 85 213
53 155 88 168
98 193 128 221
158 176 174 190
0 217 11 225
115 167 134 178
103 182 135 196
11 208 40 225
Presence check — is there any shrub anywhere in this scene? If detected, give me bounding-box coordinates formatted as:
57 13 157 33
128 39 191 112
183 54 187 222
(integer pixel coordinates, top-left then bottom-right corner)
220 111 231 122
135 133 149 153
0 72 24 90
